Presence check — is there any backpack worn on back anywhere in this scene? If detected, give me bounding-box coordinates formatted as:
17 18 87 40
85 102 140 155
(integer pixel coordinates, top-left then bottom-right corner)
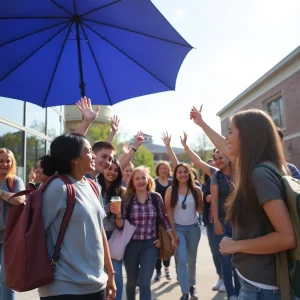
4 175 99 292
126 192 174 260
257 163 300 299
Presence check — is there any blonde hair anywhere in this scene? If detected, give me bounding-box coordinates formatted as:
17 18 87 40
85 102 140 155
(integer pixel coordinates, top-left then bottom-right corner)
125 161 134 170
0 148 17 179
124 166 155 203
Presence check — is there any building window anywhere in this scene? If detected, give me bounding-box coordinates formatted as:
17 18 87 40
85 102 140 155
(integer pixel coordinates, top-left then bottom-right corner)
0 123 25 179
47 108 62 138
26 134 46 182
266 96 283 127
25 102 46 134
0 97 24 126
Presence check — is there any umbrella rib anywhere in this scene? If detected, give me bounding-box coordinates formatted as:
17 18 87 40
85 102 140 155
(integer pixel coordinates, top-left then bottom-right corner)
73 0 77 14
50 0 73 16
80 24 112 105
81 0 122 18
0 17 69 20
0 22 70 82
43 24 73 107
84 19 192 48
83 22 173 90
0 20 69 47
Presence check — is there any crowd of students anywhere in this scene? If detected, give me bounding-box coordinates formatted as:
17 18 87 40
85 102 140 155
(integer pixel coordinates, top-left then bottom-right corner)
0 97 299 300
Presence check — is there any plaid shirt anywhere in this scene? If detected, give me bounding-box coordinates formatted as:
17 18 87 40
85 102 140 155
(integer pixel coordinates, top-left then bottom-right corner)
122 192 172 240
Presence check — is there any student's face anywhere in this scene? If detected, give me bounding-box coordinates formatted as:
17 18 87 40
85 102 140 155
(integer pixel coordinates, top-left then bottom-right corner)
227 120 240 157
77 140 96 173
132 170 148 193
175 166 189 184
158 164 169 178
104 162 119 183
35 160 48 183
94 148 114 173
213 152 229 171
123 165 133 183
0 152 11 178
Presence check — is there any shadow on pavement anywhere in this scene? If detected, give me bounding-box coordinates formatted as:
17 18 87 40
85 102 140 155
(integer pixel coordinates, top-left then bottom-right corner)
152 282 178 298
211 292 226 300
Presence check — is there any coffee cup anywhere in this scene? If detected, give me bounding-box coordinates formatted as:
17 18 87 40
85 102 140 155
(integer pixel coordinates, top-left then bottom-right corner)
110 196 122 211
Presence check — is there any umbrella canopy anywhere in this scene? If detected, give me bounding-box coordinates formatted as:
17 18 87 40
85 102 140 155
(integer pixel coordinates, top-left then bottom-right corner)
0 0 192 107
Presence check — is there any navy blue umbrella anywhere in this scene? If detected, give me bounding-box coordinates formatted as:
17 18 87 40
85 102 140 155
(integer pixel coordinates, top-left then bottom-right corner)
0 0 192 107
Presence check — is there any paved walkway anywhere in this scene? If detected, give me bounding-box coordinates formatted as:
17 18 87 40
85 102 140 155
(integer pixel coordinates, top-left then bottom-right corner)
16 227 226 300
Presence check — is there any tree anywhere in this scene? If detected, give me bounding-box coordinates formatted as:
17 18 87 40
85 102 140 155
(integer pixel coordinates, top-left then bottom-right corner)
132 145 156 177
86 124 123 155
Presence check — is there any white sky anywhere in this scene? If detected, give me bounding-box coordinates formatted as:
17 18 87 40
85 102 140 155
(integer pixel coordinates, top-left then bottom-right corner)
111 0 300 147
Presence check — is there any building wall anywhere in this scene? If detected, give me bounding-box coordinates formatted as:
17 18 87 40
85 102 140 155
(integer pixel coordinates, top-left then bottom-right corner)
0 97 65 181
65 105 111 132
220 70 300 167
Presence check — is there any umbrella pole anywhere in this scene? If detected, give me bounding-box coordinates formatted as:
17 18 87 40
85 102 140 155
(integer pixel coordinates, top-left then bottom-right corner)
74 17 85 97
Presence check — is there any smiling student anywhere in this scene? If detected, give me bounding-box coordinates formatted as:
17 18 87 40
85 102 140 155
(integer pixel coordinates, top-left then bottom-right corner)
190 106 297 300
165 163 203 300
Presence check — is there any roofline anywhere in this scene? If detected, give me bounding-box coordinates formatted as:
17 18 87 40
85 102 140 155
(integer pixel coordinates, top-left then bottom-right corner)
217 45 300 117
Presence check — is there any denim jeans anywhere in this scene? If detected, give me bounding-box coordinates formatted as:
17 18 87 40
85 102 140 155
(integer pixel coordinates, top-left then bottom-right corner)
238 277 300 300
206 223 222 276
105 231 123 300
214 221 240 298
175 223 201 295
0 243 15 300
124 238 158 300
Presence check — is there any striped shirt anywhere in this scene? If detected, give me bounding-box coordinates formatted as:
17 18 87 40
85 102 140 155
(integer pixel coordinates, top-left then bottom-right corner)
122 192 171 240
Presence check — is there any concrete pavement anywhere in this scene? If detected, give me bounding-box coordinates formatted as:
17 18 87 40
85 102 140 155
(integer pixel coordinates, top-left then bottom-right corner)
16 226 227 300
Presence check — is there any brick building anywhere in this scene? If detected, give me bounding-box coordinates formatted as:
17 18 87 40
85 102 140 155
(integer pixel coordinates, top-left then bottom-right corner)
217 46 300 168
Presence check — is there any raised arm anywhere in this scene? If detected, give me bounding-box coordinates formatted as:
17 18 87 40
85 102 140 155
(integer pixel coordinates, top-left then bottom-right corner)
105 115 120 144
118 132 144 170
210 179 225 236
74 97 100 136
190 105 235 162
180 131 215 177
161 132 178 172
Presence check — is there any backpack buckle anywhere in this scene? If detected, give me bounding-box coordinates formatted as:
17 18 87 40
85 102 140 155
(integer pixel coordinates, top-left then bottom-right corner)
51 259 57 269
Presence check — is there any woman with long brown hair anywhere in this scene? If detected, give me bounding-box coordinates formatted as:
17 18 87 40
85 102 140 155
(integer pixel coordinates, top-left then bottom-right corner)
165 163 203 300
113 166 177 300
190 107 297 299
0 148 25 300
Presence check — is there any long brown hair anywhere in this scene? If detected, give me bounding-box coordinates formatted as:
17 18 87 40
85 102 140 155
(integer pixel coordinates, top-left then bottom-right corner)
124 166 155 203
225 109 289 227
0 148 17 179
171 163 199 209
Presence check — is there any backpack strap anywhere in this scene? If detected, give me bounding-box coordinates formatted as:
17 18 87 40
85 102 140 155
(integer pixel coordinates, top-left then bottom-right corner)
150 193 160 239
6 176 15 192
87 178 100 198
43 174 77 268
256 163 285 178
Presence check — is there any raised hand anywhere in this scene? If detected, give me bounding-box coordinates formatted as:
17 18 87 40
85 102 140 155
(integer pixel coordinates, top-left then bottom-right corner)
122 143 130 154
180 131 188 147
161 131 171 146
28 168 36 183
76 96 100 122
110 115 120 132
133 131 144 149
190 105 204 127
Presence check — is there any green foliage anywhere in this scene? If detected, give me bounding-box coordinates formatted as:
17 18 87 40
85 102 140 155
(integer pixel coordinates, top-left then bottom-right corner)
86 124 111 145
132 145 156 177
